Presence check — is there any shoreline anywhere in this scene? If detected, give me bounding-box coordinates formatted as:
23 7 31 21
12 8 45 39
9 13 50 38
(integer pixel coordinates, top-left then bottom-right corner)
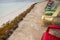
0 2 37 40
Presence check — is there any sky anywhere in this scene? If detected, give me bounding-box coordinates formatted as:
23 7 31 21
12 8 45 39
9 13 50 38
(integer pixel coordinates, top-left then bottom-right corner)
0 0 42 3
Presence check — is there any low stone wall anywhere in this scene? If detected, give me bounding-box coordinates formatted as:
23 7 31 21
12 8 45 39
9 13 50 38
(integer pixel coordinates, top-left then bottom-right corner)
0 3 37 40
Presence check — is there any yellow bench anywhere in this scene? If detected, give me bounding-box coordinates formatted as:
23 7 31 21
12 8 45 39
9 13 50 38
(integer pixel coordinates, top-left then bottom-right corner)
42 3 60 25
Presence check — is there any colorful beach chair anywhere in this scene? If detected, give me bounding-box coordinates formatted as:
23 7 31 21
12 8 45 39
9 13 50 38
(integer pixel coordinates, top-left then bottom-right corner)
42 25 60 40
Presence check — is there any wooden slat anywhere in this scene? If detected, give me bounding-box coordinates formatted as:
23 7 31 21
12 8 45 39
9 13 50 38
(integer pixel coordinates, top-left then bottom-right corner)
52 6 60 17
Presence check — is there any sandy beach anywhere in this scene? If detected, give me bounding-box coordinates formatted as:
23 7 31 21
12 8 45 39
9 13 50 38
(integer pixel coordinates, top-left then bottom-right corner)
8 1 60 40
8 1 47 40
0 0 60 40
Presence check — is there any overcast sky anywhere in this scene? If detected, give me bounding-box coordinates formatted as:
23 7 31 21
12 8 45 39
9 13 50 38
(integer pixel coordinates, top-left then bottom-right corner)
0 0 43 3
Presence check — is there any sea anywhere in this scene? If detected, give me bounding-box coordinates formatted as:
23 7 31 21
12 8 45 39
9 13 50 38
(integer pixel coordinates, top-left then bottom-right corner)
0 0 44 17
0 0 44 26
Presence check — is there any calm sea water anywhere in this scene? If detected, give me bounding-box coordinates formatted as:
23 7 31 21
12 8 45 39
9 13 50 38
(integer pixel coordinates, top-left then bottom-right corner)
0 2 32 17
0 0 44 26
0 0 44 17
